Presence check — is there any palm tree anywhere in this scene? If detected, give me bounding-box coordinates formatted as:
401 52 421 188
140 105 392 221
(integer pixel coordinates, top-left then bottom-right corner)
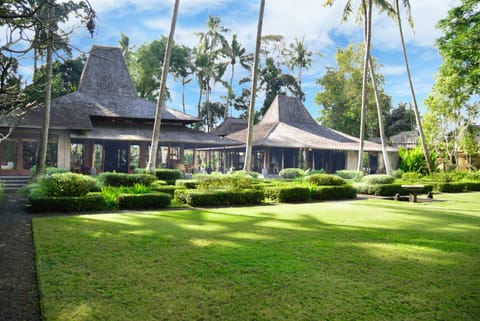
146 0 180 172
244 0 265 173
391 0 432 174
223 34 251 119
195 16 230 132
286 36 313 90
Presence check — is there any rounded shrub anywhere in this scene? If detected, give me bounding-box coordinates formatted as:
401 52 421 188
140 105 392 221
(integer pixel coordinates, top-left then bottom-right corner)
279 168 304 179
42 173 97 197
362 174 395 185
305 174 345 186
335 170 364 181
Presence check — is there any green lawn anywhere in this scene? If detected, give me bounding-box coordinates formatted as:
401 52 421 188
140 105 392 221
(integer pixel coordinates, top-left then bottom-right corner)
33 193 480 321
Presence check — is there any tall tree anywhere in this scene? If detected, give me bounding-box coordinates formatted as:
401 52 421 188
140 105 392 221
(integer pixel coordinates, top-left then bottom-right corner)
34 1 55 181
222 34 252 118
147 0 180 172
286 36 313 90
315 44 391 138
195 16 230 132
389 0 432 174
244 0 265 173
259 57 303 115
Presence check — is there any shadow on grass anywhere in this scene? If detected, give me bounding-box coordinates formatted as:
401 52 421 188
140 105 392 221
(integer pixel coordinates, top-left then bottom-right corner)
33 194 480 321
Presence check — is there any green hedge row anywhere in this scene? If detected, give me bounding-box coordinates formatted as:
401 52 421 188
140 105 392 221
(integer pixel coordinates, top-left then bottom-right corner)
174 189 264 207
305 174 345 186
265 186 311 203
135 169 183 185
354 183 434 196
436 181 480 193
175 179 198 189
117 192 171 210
312 185 357 201
28 193 106 213
150 184 184 197
101 172 156 187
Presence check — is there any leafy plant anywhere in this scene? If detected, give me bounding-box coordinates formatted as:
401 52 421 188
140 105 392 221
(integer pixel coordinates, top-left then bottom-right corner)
361 174 395 185
42 173 97 197
279 168 304 179
398 146 435 175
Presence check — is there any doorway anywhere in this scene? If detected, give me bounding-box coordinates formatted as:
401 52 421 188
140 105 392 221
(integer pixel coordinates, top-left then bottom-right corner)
104 141 129 173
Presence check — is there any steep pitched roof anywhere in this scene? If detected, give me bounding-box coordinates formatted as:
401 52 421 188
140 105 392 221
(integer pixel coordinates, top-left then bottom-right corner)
213 117 248 136
227 95 396 152
12 45 199 131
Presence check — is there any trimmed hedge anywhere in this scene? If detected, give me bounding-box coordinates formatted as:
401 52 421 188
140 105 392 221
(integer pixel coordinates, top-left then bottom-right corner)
28 193 106 213
362 174 395 185
42 173 97 197
354 183 434 196
265 186 310 203
101 172 156 187
335 170 364 181
279 168 304 179
194 174 253 191
312 185 357 201
305 174 345 186
437 182 466 193
174 189 264 207
464 181 480 191
150 184 184 197
175 179 198 189
117 192 171 210
153 169 183 185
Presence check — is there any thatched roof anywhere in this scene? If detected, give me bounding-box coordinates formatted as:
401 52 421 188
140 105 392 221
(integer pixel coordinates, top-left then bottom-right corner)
227 95 396 152
389 130 418 149
71 121 239 148
213 117 248 136
11 45 199 131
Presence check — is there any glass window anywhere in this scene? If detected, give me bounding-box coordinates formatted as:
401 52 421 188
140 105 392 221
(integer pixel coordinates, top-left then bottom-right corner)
23 140 37 170
46 136 58 167
93 144 103 170
70 143 84 173
129 144 140 170
1 140 17 170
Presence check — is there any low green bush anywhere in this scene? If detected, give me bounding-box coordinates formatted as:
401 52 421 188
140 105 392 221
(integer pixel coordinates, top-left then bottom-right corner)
265 186 310 203
147 169 183 184
175 179 198 189
30 166 69 177
401 171 423 181
151 184 184 197
312 185 357 201
464 181 480 191
42 173 97 197
279 168 304 179
437 182 466 193
194 173 253 191
305 174 345 186
101 172 156 187
28 193 107 213
335 170 364 181
117 192 171 210
464 171 480 181
174 189 264 207
362 174 395 185
304 169 326 176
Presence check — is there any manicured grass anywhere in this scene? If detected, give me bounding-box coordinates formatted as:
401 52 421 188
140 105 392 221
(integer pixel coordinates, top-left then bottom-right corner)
33 193 480 321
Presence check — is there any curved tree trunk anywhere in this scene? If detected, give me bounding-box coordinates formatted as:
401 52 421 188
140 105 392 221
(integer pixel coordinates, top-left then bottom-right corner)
35 1 54 181
368 56 391 175
395 0 432 174
357 0 372 172
147 0 180 172
244 0 265 173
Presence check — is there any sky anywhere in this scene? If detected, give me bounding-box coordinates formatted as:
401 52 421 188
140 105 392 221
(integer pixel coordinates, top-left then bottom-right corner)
23 0 459 120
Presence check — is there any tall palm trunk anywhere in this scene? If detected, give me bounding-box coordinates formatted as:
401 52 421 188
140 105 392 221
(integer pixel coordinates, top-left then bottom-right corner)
357 0 372 172
244 0 265 173
35 1 54 181
368 56 391 174
394 0 432 174
147 0 180 172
